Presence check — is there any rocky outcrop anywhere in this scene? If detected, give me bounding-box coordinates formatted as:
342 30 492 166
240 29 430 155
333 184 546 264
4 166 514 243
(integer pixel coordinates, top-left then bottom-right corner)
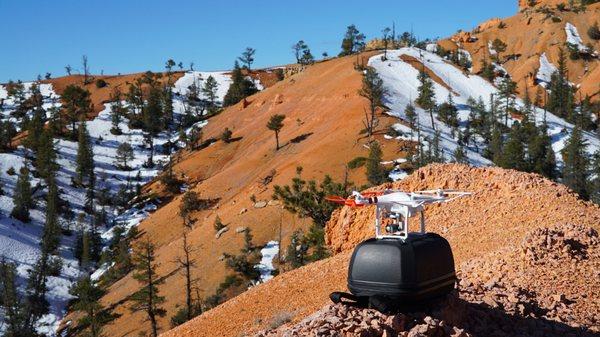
257 223 600 336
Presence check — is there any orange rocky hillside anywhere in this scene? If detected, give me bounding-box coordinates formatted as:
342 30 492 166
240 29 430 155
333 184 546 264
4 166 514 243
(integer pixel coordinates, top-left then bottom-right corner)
440 1 600 101
66 50 408 337
162 164 600 337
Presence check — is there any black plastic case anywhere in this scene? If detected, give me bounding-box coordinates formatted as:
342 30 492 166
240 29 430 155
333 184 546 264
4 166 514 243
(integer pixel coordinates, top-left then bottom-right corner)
348 233 456 303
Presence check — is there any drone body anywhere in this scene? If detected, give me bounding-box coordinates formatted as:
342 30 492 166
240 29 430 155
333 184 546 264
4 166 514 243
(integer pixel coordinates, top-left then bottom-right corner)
327 189 471 310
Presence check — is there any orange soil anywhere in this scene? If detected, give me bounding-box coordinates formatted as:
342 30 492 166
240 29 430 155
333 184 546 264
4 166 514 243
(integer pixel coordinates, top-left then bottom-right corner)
443 2 600 101
162 164 600 337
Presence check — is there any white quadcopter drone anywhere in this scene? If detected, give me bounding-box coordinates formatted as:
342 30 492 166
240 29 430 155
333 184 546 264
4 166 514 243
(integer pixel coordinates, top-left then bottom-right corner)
326 189 471 240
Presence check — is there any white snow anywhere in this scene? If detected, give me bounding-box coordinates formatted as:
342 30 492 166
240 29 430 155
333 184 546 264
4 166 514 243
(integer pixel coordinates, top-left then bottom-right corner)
426 43 438 53
488 41 498 56
536 53 557 86
565 23 588 53
254 240 279 283
370 48 600 167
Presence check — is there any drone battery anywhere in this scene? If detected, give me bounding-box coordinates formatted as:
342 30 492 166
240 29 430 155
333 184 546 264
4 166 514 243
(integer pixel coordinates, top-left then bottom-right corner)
347 233 456 303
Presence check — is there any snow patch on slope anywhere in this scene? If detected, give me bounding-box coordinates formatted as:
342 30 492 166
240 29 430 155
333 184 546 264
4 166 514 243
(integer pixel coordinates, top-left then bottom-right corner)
370 48 600 167
536 53 557 86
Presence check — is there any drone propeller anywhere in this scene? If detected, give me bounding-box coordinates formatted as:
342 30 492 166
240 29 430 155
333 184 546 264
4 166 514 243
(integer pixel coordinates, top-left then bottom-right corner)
324 196 365 207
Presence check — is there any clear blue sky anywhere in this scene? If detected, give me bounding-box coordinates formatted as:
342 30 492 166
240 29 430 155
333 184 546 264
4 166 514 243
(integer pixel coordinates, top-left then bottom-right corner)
0 0 516 83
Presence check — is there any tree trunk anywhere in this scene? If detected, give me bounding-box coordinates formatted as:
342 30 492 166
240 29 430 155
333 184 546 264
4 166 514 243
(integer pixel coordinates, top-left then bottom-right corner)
429 108 436 130
275 131 280 150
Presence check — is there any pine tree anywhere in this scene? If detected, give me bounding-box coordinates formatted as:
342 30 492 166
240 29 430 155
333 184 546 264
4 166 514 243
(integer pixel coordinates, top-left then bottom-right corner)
437 93 459 128
238 47 256 70
497 76 517 126
62 85 92 139
416 69 436 129
499 123 526 171
487 127 504 163
202 75 219 113
110 88 126 135
561 127 590 199
292 40 309 63
179 190 201 229
143 84 164 168
491 38 507 61
35 129 58 184
359 67 387 137
0 120 17 152
453 144 468 164
42 180 62 256
267 114 285 150
131 239 166 337
223 61 258 106
175 231 200 323
24 251 51 329
547 49 575 121
11 165 32 222
76 119 94 185
366 141 387 185
528 123 557 179
405 103 417 134
70 275 112 337
480 57 495 81
339 24 366 56
115 142 135 170
0 260 31 337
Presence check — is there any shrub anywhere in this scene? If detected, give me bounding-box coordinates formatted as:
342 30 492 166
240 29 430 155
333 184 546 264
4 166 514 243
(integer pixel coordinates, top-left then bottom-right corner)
347 157 367 169
6 167 15 175
221 127 233 143
588 22 600 40
95 78 107 88
214 215 225 231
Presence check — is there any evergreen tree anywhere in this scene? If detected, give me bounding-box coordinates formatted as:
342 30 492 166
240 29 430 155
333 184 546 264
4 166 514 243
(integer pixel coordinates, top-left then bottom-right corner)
437 93 459 128
266 114 285 150
292 40 309 63
110 88 126 135
174 231 200 323
130 239 166 337
480 57 495 81
487 127 504 163
561 127 590 199
238 47 256 70
497 76 517 126
62 85 93 139
221 127 233 143
300 48 315 65
35 129 58 184
0 120 17 152
202 75 219 113
405 103 417 134
491 38 507 61
339 24 366 56
272 166 348 228
115 142 135 170
23 107 45 155
223 61 258 106
547 49 575 121
0 260 32 337
76 119 94 186
42 180 62 256
528 122 557 179
11 165 32 222
143 84 164 168
499 123 526 171
416 69 436 129
366 141 387 185
359 67 387 137
453 144 468 164
24 251 51 329
70 275 113 337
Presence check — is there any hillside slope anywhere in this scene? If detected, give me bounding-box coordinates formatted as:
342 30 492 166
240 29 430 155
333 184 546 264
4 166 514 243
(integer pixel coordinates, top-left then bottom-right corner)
442 1 600 101
163 164 600 337
78 51 407 337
